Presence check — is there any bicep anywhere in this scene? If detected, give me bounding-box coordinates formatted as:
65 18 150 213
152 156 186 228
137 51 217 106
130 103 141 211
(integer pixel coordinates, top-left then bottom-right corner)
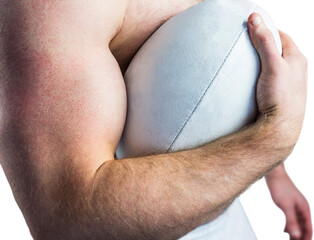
0 1 127 236
1 0 127 165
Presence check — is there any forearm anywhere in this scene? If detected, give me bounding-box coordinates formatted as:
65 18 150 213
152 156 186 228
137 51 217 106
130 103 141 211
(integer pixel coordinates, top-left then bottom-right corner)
90 116 294 240
0 104 293 240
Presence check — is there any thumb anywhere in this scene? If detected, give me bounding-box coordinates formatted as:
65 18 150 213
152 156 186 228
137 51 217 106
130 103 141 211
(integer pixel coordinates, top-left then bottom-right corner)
248 13 281 69
284 207 302 239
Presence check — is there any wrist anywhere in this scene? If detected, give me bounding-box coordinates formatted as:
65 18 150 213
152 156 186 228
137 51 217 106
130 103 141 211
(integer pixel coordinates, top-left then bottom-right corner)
265 163 287 181
256 112 297 153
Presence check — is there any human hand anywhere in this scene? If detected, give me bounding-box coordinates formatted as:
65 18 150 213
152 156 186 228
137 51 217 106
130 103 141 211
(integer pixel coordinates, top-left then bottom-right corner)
247 13 307 147
266 170 312 240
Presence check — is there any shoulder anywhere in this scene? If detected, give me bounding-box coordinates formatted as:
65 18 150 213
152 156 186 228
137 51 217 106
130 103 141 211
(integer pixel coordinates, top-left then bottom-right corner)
2 0 129 45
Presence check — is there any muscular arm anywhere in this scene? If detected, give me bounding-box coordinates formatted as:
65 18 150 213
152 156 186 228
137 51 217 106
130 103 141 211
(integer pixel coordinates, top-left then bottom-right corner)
91 119 291 240
0 0 129 237
0 3 306 240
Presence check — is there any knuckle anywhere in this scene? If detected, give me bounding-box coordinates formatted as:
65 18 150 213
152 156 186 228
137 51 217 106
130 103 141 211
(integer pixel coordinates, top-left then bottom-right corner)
268 51 281 63
269 60 284 75
302 55 308 69
283 32 292 41
258 30 274 45
289 53 307 68
294 54 308 70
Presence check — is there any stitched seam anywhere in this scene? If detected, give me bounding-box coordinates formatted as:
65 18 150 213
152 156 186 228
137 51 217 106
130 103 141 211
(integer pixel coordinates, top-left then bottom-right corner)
166 27 248 152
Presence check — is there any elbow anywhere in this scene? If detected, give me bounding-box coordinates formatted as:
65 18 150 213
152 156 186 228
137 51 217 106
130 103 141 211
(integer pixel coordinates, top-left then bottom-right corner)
24 177 104 240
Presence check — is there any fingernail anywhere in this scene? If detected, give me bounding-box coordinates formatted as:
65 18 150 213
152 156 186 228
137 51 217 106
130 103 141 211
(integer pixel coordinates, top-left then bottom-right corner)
291 230 301 238
252 16 262 27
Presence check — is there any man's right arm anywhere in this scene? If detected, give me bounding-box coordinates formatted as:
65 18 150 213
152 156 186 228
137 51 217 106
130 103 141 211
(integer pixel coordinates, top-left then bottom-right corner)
91 117 290 239
88 14 308 240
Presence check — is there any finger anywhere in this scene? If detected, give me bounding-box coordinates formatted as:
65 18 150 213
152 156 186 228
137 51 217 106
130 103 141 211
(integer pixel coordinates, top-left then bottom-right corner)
284 207 302 239
296 202 313 240
278 30 301 58
247 13 281 69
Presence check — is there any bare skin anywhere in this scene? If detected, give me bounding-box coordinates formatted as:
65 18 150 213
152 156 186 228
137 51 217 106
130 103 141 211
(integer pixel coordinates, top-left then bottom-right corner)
109 0 203 73
0 1 310 240
266 165 312 240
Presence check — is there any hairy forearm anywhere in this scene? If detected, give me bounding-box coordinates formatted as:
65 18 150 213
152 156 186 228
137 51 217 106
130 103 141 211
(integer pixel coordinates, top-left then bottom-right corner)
89 116 294 240
1 101 293 240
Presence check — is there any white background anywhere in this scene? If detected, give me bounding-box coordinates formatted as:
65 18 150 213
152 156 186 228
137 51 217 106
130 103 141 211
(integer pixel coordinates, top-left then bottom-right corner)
0 0 313 239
